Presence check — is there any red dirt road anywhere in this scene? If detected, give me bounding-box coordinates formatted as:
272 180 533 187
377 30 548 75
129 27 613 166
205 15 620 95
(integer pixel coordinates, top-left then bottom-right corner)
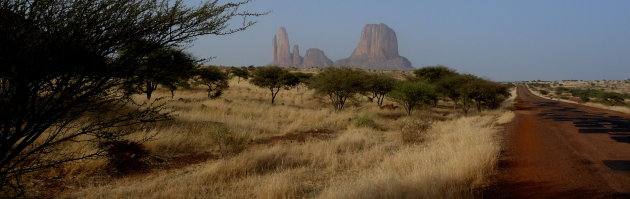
491 85 630 198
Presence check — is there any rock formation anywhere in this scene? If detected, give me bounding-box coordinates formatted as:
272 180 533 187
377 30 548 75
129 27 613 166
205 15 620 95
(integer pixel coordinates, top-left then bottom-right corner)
292 45 302 67
271 27 331 68
271 27 293 67
302 48 333 68
335 24 413 70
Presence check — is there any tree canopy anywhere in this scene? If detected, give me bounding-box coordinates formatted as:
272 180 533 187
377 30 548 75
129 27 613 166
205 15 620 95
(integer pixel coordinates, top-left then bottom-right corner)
250 66 300 104
229 67 250 83
195 66 230 99
125 47 198 99
413 65 457 83
387 80 437 115
363 73 397 107
308 68 368 111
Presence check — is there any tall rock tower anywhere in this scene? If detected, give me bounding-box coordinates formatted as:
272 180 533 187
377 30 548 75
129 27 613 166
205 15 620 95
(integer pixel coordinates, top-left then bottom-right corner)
335 24 413 70
270 27 333 68
271 27 293 67
271 27 305 67
292 45 302 68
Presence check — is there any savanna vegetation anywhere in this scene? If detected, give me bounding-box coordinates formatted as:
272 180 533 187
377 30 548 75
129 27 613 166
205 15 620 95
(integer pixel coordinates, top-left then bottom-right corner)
527 80 630 113
1 0 515 198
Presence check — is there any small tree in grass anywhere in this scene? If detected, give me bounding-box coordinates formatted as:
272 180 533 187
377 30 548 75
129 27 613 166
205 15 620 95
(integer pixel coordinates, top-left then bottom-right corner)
229 67 249 83
458 75 510 113
196 67 229 99
435 74 467 110
129 47 197 100
387 80 437 115
250 66 300 104
364 73 396 107
309 68 367 111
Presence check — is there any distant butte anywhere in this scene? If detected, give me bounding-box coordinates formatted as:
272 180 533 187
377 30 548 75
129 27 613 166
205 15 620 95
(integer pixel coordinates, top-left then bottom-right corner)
335 24 413 70
270 24 413 70
302 48 333 68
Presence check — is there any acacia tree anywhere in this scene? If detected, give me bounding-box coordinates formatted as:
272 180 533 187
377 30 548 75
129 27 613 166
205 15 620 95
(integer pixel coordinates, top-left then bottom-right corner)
364 73 396 107
126 47 197 100
309 68 367 111
436 74 467 110
250 66 300 104
0 0 264 195
195 66 229 99
229 67 249 84
387 80 437 115
413 65 457 83
456 75 510 113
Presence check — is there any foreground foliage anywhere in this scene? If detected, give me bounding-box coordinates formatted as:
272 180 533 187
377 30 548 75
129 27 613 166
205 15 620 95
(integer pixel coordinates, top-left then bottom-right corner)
0 0 263 195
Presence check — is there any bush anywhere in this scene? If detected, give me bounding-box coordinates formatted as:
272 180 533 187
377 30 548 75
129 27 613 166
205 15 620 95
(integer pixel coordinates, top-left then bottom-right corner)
99 140 149 174
598 92 625 105
354 113 380 129
539 90 549 95
400 118 433 143
208 126 250 154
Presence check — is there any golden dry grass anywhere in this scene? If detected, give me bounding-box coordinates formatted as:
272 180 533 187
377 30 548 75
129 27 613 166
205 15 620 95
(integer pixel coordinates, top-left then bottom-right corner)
29 75 514 199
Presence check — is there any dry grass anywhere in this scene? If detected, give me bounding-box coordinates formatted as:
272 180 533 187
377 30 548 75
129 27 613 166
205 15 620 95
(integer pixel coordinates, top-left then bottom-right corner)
26 74 514 199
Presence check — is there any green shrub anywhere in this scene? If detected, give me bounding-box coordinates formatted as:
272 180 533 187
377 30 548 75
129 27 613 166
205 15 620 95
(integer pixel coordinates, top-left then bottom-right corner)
208 126 249 153
598 92 625 105
354 113 379 129
539 90 549 95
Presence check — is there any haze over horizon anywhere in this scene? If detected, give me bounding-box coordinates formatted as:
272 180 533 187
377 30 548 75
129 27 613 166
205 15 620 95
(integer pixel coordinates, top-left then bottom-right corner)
184 0 630 81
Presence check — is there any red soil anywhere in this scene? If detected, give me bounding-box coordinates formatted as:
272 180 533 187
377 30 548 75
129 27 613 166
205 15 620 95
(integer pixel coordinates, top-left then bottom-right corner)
488 85 630 198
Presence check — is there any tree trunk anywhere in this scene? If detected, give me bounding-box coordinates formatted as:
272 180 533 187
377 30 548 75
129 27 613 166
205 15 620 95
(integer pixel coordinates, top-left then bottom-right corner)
377 95 385 107
146 82 156 100
476 100 482 112
270 88 278 104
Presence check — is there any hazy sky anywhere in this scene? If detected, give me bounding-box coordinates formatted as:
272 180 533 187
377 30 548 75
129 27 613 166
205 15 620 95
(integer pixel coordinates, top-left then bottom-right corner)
184 0 630 81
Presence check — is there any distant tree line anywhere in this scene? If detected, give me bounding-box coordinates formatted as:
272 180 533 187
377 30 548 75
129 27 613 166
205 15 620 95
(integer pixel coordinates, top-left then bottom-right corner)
242 65 509 115
554 87 628 105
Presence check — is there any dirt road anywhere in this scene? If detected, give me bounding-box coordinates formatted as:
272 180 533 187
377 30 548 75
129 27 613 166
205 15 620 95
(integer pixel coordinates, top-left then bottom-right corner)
490 85 630 198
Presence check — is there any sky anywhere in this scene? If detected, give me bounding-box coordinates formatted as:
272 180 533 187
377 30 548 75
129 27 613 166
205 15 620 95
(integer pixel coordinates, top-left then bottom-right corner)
184 0 630 81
